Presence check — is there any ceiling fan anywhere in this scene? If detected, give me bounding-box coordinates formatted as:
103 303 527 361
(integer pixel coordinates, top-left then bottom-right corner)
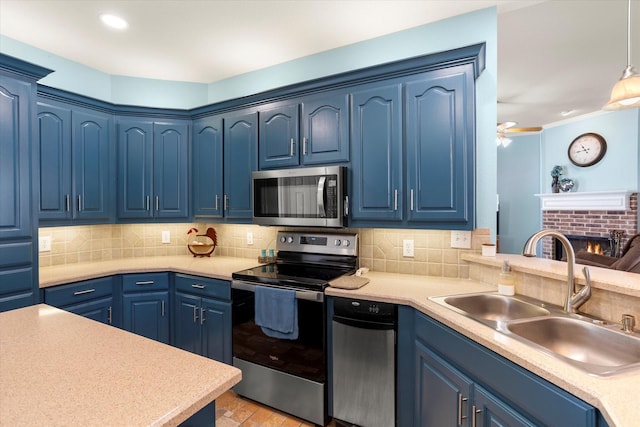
496 121 542 147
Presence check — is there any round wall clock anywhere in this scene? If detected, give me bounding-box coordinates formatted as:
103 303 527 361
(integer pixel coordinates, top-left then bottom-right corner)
568 132 607 167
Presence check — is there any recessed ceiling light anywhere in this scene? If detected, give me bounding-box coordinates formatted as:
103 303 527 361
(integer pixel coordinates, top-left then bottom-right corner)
560 109 575 117
100 14 128 30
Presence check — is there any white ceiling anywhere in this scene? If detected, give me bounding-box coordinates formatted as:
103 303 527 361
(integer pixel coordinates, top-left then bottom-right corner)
0 0 638 128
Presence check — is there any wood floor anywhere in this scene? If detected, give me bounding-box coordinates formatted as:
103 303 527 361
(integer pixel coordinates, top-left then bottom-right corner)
215 390 337 427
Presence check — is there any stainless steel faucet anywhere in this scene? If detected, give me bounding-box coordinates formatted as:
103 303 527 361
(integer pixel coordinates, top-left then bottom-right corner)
522 229 592 313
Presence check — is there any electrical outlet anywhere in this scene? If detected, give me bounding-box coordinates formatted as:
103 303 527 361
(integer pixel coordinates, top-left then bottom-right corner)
39 236 52 252
161 230 171 244
450 231 472 249
402 239 415 257
246 232 254 245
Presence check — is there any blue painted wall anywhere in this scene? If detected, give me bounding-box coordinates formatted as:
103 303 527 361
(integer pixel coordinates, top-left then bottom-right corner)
497 134 542 254
500 108 640 253
0 8 498 232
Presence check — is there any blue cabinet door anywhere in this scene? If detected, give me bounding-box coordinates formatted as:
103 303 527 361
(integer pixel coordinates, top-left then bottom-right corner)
66 297 114 326
258 102 300 169
38 102 72 220
73 109 113 220
154 121 189 218
350 84 403 221
223 111 256 219
301 91 350 165
201 297 232 364
192 116 223 218
0 76 32 240
474 385 537 427
123 291 169 343
414 340 473 427
405 67 474 226
117 118 154 218
174 291 203 354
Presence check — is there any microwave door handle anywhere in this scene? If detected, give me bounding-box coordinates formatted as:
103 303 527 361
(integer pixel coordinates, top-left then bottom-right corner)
317 176 326 217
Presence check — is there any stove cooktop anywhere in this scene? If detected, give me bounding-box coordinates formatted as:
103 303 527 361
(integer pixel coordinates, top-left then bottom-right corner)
232 262 354 291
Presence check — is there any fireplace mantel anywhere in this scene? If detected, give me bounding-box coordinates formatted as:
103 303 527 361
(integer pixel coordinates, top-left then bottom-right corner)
535 190 633 211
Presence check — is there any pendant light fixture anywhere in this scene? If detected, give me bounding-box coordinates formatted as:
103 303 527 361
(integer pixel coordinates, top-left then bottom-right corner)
603 0 640 110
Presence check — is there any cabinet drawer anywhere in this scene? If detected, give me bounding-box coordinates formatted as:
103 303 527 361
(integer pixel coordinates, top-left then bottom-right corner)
0 242 32 268
122 272 169 293
175 274 230 300
44 277 114 307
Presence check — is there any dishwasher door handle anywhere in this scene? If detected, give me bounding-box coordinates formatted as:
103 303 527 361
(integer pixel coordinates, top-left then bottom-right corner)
332 315 396 330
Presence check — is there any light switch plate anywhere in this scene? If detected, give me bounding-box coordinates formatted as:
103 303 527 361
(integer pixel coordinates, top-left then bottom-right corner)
402 239 415 257
39 236 52 252
161 230 171 244
450 231 472 249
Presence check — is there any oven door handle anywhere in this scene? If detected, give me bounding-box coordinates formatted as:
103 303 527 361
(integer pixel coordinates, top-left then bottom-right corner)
231 280 324 302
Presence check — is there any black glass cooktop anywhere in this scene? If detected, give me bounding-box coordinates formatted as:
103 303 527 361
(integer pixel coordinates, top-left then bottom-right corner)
232 262 354 291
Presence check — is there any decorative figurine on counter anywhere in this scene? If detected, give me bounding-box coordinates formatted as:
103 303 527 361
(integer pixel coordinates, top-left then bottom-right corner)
551 165 564 193
187 227 217 257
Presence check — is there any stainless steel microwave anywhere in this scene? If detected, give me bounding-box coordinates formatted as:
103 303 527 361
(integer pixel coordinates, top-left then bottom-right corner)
252 166 348 227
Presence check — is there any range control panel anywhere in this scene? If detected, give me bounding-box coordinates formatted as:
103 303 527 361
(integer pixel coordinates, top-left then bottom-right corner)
276 231 358 256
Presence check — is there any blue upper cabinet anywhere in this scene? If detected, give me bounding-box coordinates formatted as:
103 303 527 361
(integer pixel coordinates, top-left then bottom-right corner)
223 110 257 219
192 116 224 218
300 91 350 166
153 121 189 218
405 66 475 228
38 100 114 223
258 102 300 169
117 118 154 219
350 83 403 222
117 117 189 220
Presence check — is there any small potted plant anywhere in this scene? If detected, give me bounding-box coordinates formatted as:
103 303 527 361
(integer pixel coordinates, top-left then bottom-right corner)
550 165 563 193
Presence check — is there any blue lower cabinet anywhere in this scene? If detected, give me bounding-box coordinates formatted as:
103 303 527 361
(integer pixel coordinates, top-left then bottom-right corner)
121 273 169 343
397 306 599 427
173 274 232 364
43 276 117 326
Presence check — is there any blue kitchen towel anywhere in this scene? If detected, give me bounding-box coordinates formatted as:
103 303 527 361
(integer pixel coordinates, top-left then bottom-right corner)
254 285 299 340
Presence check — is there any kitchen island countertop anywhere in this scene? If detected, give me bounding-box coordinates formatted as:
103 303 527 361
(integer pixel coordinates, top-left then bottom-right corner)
0 304 241 426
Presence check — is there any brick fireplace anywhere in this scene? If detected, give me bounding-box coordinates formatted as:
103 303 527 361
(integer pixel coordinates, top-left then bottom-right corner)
537 191 638 259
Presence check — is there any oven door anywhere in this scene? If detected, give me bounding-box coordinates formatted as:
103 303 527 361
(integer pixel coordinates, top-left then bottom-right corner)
231 280 326 383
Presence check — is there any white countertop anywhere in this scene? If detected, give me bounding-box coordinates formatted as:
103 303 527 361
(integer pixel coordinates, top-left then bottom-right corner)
0 304 241 426
38 255 639 427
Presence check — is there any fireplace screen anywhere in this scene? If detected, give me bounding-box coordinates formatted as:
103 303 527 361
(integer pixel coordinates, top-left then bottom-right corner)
554 233 623 261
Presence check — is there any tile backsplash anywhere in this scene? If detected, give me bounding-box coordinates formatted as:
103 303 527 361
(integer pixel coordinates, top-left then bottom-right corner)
38 224 490 278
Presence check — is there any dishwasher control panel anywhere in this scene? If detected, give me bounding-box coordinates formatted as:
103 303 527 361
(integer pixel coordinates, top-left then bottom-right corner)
333 297 396 324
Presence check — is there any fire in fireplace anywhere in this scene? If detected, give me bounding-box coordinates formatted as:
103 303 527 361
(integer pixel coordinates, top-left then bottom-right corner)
555 235 612 261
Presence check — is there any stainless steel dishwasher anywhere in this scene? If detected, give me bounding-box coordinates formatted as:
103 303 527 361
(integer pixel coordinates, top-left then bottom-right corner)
332 297 396 427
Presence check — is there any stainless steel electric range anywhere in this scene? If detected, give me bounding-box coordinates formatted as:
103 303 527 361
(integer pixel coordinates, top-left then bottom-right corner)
231 231 358 426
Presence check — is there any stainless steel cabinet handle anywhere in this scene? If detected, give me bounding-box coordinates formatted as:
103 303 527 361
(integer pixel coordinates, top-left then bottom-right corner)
393 189 398 211
410 189 414 211
108 306 113 325
146 195 150 211
290 138 295 156
65 194 70 212
215 194 219 210
191 284 206 289
161 300 165 317
303 137 308 155
200 307 205 325
155 195 159 211
135 281 155 286
457 393 468 425
224 195 229 211
193 306 198 323
472 405 482 427
77 195 82 212
73 289 95 296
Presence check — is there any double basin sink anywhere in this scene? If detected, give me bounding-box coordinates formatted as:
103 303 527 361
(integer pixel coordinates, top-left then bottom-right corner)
430 292 640 376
